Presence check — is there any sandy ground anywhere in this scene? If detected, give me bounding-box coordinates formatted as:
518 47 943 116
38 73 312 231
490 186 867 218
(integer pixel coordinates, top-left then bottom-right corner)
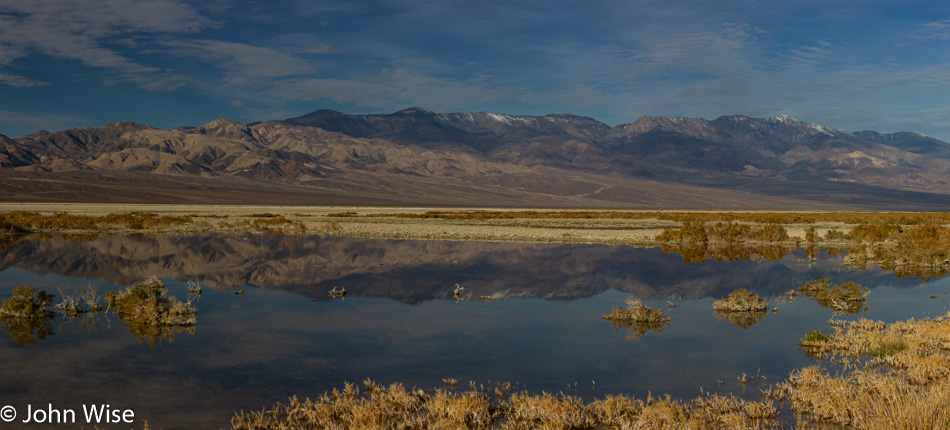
0 203 854 244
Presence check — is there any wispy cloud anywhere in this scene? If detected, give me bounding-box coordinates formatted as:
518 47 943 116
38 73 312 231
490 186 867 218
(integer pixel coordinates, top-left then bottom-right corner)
164 40 317 86
0 0 213 90
919 19 950 39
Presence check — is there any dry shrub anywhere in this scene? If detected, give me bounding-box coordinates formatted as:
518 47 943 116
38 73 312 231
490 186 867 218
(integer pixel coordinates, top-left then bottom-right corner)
54 284 103 318
112 277 196 326
0 284 55 347
807 313 950 384
855 221 950 279
604 297 671 323
603 297 671 340
0 211 192 232
774 366 950 429
232 380 776 430
1 284 54 319
657 221 788 244
776 311 950 428
798 279 868 314
713 289 767 312
712 289 768 329
656 221 793 263
110 277 197 348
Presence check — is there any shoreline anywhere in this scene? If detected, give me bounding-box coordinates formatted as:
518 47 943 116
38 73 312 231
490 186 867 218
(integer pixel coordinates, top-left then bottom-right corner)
0 203 857 245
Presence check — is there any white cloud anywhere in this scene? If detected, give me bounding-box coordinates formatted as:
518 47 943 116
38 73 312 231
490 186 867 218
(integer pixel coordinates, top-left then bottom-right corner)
164 40 317 85
0 72 48 88
0 0 213 90
919 20 950 40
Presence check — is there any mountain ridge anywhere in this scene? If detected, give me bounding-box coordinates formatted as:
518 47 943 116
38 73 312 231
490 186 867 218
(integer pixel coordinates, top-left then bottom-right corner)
3 108 950 209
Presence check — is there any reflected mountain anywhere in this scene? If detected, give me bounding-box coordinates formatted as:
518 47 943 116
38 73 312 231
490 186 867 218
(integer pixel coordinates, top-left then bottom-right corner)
0 233 927 304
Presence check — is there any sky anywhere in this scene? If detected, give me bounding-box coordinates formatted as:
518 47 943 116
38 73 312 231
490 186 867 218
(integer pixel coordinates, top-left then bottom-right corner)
2 0 950 140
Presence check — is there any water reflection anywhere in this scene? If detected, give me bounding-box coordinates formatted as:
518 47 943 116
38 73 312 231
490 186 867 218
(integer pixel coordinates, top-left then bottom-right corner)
0 234 947 429
713 308 767 329
659 243 793 263
0 314 53 347
0 233 926 304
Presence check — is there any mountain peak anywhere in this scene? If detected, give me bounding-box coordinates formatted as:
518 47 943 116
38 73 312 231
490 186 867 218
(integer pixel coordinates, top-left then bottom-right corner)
395 107 436 115
201 117 246 129
765 114 800 124
197 118 257 142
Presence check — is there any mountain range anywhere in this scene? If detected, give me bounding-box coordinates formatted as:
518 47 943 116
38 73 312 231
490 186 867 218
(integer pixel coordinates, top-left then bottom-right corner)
3 107 950 209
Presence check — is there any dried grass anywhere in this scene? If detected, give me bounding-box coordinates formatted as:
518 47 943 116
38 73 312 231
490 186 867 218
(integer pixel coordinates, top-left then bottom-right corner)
231 379 777 429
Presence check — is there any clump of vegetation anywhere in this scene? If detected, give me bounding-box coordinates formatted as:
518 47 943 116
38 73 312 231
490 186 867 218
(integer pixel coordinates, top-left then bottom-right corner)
112 277 196 327
1 284 54 319
109 277 197 348
656 220 792 244
846 220 950 280
797 329 832 357
0 284 56 347
231 379 777 429
603 297 671 340
796 313 950 384
244 214 305 233
604 297 670 323
712 289 768 329
772 365 950 428
713 289 767 312
798 279 868 314
799 329 831 347
0 211 193 232
655 221 794 263
868 338 907 359
772 312 950 427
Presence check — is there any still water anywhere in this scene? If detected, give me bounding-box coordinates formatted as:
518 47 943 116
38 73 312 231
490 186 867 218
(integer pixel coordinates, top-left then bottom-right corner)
0 233 948 428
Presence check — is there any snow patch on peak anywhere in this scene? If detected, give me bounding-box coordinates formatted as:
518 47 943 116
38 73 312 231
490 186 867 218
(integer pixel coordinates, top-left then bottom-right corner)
766 115 800 124
484 112 539 127
398 106 434 114
486 112 514 125
765 115 851 137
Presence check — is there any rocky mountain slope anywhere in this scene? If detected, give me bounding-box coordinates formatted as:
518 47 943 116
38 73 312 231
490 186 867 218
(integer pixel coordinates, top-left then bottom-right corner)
3 107 950 209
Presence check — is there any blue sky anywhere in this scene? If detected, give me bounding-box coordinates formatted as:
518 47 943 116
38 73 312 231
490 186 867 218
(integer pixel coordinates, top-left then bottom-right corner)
2 0 950 140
